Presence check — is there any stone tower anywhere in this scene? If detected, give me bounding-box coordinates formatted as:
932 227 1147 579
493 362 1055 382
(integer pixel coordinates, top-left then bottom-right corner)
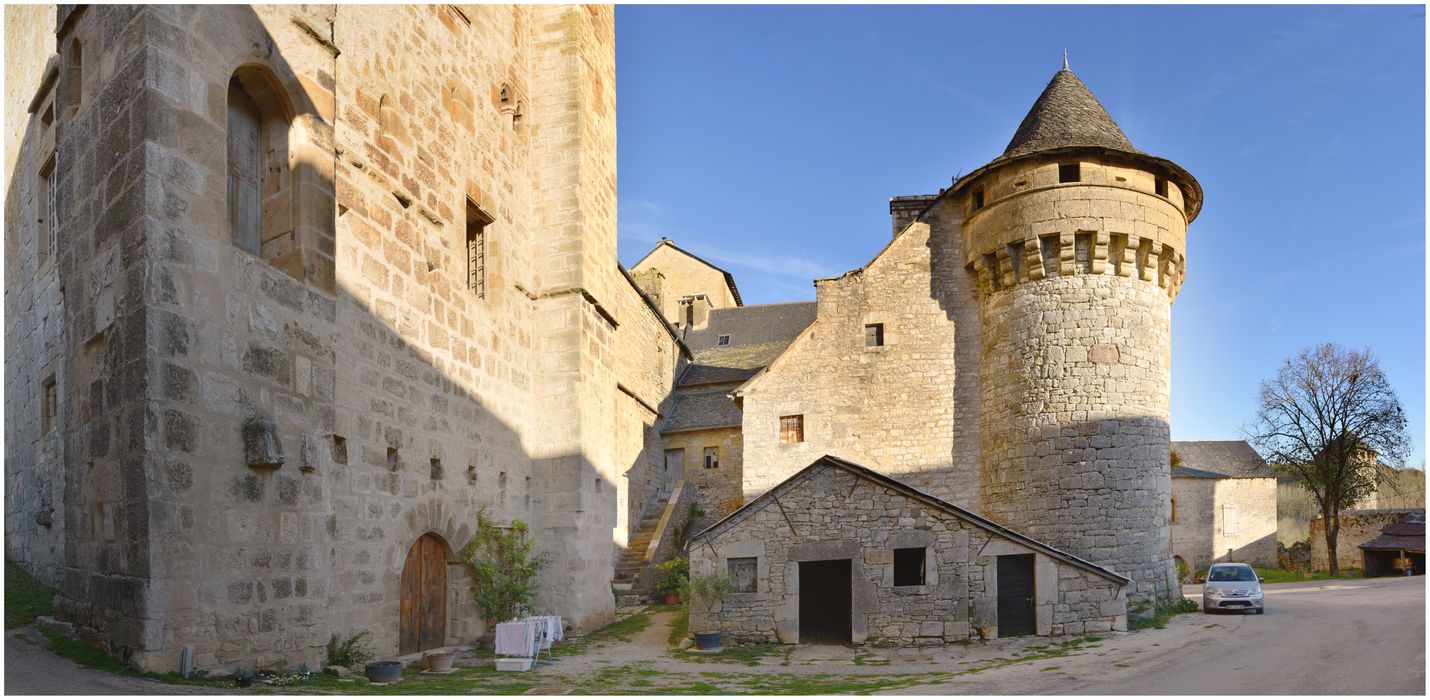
955 65 1203 601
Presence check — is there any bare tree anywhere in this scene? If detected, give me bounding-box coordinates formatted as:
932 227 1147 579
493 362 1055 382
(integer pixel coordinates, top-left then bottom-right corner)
1247 344 1410 575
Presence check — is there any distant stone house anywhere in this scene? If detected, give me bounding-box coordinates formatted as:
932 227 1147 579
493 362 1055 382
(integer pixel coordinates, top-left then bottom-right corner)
1358 510 1424 576
688 456 1128 645
1311 508 1422 572
1170 441 1278 574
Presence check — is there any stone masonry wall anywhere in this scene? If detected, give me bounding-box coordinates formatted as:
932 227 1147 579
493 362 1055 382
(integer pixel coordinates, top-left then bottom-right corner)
1172 477 1278 575
690 464 1125 645
661 425 744 520
1310 509 1418 572
738 216 982 510
964 155 1187 602
4 4 65 585
630 241 738 327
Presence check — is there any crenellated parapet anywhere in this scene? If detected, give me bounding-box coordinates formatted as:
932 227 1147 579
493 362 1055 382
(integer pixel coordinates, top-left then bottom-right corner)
960 156 1189 301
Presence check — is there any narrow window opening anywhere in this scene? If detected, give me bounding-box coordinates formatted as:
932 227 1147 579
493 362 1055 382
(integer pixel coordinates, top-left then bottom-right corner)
227 77 263 255
894 547 926 586
498 471 508 505
1058 162 1080 183
728 557 757 593
1170 498 1177 523
716 334 731 346
331 435 348 465
466 198 492 298
466 465 477 485
864 323 884 348
1155 177 1169 197
386 447 400 472
971 188 984 211
38 154 56 264
523 476 531 510
703 447 719 470
64 40 82 113
430 457 443 480
40 375 57 435
779 415 804 444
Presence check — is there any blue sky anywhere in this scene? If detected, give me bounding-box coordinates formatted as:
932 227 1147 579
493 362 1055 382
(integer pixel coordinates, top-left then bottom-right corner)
615 5 1426 468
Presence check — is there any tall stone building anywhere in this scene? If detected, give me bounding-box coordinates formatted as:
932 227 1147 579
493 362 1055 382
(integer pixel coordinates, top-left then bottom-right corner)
4 3 693 673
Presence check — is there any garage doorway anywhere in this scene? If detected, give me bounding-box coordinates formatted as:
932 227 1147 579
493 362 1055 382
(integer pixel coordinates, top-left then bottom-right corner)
799 559 851 643
997 553 1036 637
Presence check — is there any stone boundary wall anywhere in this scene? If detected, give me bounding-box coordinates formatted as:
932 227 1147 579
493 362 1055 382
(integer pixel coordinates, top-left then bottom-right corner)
1311 509 1418 571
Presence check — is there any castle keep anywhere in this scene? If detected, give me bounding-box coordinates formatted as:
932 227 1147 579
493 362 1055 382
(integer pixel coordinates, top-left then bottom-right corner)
6 4 1202 669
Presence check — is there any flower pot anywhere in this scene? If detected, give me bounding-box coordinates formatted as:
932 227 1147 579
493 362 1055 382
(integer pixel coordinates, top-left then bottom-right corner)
694 632 721 651
663 593 680 604
364 660 404 684
425 651 456 673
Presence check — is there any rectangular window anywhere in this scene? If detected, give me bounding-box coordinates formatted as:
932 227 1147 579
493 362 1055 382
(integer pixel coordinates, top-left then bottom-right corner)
1223 503 1239 535
703 446 719 470
728 557 757 593
972 188 984 211
466 198 493 298
40 375 57 435
893 547 926 586
864 323 884 347
779 415 804 444
331 435 348 465
1059 162 1081 183
1155 177 1168 197
38 154 56 263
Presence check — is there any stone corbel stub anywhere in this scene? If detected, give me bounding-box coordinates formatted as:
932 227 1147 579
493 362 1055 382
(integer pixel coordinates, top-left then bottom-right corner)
244 418 285 469
299 433 316 473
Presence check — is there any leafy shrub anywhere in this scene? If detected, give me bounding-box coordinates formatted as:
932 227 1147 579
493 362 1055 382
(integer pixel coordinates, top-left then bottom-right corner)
326 630 373 668
672 503 706 552
687 572 730 618
653 556 689 597
460 507 546 624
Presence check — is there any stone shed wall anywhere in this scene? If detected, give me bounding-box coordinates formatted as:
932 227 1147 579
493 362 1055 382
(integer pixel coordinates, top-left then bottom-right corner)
1172 477 1277 575
661 424 744 520
738 215 982 510
690 465 1125 645
1311 509 1418 571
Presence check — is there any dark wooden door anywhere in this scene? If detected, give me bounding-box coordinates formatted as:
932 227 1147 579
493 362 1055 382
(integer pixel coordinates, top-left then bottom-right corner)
798 559 851 643
997 554 1036 637
400 533 448 655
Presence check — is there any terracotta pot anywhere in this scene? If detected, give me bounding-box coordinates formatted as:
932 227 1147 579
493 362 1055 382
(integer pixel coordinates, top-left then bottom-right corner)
663 593 680 604
364 660 403 684
425 651 456 673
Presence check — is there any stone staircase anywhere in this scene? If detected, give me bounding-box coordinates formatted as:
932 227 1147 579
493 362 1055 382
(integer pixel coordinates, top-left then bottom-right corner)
612 512 662 607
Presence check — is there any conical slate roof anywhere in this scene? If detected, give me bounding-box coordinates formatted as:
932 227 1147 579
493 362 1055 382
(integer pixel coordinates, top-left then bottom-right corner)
1001 68 1138 159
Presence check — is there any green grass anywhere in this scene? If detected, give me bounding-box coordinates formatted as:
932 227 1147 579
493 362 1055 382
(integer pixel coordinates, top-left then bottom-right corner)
6 559 57 629
667 607 689 648
1129 597 1199 630
1253 567 1363 584
555 610 654 657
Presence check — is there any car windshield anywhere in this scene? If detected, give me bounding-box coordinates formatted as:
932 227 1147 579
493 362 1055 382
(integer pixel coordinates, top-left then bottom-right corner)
1207 566 1256 582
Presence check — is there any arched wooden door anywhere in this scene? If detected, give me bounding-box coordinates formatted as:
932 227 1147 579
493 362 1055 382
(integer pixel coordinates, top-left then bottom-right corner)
399 533 448 655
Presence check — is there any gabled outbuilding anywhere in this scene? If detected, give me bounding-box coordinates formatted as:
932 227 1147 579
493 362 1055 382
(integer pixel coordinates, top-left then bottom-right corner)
688 456 1129 645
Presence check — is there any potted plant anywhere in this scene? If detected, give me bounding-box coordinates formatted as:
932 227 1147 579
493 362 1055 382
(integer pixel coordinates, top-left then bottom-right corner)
364 660 404 684
653 556 689 604
687 571 731 651
425 650 457 673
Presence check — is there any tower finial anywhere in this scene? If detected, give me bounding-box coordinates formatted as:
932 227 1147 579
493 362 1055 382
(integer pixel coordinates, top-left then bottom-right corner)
1062 49 1069 71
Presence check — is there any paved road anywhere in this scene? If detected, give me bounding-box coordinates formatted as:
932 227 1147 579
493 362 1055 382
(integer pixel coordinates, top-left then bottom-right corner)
4 627 228 695
895 575 1426 695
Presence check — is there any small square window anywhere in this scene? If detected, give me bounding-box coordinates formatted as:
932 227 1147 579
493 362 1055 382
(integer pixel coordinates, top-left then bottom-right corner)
717 335 731 346
779 415 804 444
728 557 757 593
1059 163 1080 183
971 188 984 211
894 547 926 586
1155 177 1168 197
703 446 719 469
864 323 884 348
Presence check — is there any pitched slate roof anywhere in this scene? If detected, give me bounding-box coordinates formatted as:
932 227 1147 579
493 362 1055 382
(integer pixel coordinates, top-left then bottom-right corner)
677 302 817 387
1001 68 1137 160
1172 441 1275 479
690 455 1131 586
661 388 742 434
1359 511 1425 553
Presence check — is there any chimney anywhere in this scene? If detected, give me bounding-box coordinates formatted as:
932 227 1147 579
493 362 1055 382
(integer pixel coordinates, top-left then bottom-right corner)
889 194 940 238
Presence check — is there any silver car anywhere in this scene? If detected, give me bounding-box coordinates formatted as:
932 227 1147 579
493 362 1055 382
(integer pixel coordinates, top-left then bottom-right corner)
1201 563 1265 614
